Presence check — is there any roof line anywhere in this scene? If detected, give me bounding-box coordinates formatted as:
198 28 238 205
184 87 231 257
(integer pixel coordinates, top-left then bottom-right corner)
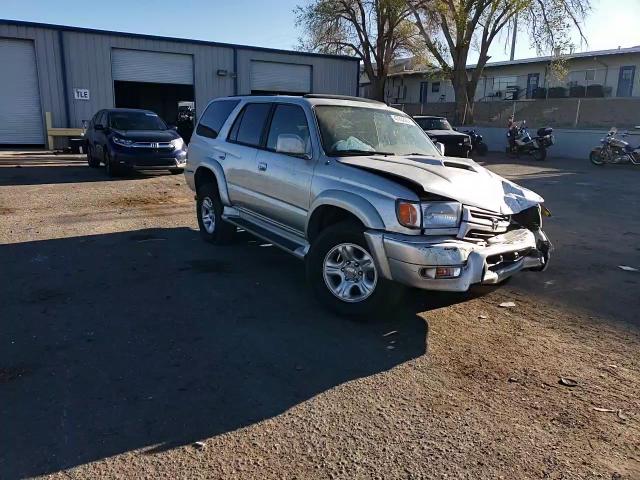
387 45 640 76
0 18 361 62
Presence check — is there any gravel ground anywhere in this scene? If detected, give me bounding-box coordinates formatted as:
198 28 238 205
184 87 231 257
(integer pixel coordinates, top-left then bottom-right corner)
0 151 638 479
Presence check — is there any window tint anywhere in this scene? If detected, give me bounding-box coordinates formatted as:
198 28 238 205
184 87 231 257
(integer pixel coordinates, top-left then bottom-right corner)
233 103 272 147
196 100 240 139
95 111 105 126
266 104 310 153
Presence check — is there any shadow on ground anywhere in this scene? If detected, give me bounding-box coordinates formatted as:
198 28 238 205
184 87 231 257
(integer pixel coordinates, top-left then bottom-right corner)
0 227 456 479
0 156 173 186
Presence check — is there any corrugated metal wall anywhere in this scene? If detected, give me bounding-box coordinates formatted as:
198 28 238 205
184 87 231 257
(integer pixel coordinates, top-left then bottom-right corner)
0 22 359 141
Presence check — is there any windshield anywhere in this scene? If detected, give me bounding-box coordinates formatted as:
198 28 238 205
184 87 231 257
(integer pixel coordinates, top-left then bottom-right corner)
414 117 452 131
109 112 167 131
314 105 441 157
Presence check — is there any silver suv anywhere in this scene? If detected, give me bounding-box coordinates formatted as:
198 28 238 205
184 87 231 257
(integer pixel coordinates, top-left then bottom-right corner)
185 95 551 316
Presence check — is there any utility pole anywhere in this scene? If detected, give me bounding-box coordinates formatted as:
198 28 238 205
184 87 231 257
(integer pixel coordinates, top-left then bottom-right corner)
510 15 518 61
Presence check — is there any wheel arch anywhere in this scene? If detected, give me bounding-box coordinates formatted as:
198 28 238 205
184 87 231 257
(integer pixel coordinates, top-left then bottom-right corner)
306 191 385 243
194 162 230 205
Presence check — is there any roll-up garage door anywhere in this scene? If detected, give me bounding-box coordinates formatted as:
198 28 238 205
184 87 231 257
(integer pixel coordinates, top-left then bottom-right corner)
0 39 44 144
111 49 194 84
250 61 311 93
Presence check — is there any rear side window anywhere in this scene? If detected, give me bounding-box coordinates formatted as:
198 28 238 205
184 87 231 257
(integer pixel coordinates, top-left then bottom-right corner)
196 100 240 139
266 104 310 153
228 103 272 147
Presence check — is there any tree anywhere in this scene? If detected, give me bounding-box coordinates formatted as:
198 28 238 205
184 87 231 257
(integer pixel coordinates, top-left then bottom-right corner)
295 0 421 101
408 0 590 124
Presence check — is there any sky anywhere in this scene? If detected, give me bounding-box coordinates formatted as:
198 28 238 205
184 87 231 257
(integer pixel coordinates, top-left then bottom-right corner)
3 0 640 62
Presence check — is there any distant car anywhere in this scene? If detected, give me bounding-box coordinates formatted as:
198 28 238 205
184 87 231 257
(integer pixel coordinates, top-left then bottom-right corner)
413 115 471 158
85 108 187 176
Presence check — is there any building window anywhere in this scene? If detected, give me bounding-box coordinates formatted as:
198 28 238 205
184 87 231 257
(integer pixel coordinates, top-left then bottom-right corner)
585 70 596 81
432 82 440 93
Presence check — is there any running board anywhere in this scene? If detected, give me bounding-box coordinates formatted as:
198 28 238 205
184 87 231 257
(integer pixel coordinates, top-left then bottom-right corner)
223 214 309 259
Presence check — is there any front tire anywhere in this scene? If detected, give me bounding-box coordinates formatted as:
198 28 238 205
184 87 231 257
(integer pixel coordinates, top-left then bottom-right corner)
196 183 235 244
306 222 401 317
170 168 183 175
590 148 605 165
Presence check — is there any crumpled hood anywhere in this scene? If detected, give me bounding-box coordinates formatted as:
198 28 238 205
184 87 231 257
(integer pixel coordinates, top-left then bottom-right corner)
338 154 544 215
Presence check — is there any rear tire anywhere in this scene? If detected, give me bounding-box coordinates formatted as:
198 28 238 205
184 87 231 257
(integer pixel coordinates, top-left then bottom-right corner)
532 147 547 161
170 168 184 175
306 221 402 318
196 183 235 244
87 146 100 168
477 142 488 156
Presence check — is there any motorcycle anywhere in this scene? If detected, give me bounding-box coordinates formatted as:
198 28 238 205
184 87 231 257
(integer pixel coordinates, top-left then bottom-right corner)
590 127 640 166
463 129 488 156
506 120 554 161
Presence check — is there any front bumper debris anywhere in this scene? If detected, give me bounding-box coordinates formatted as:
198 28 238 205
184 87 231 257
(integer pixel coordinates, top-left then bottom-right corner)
364 228 551 292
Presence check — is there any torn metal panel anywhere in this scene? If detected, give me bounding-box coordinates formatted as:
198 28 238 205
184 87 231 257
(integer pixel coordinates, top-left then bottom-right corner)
338 154 543 214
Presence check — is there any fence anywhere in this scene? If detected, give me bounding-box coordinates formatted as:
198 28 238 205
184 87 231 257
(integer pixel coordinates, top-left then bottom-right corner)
394 97 640 130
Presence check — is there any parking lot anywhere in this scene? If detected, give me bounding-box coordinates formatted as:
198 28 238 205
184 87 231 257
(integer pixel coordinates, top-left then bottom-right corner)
1 151 639 479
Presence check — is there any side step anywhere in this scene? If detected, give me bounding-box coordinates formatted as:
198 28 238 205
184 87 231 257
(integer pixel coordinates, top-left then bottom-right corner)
223 215 309 259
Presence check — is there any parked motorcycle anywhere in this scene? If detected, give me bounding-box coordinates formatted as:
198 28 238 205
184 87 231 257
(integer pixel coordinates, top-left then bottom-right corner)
590 127 640 166
506 120 554 161
463 129 488 156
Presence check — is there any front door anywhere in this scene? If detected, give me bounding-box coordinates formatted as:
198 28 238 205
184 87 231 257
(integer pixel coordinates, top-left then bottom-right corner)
617 66 636 97
527 73 540 98
252 103 315 233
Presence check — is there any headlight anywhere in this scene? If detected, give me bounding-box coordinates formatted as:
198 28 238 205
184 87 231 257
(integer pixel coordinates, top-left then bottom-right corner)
422 202 462 229
171 137 185 150
112 136 134 147
463 136 471 144
396 200 421 229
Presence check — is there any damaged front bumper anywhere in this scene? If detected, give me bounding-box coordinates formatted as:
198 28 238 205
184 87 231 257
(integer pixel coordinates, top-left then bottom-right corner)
364 228 551 292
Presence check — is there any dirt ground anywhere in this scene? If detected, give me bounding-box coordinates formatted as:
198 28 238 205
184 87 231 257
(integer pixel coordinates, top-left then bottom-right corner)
0 151 639 479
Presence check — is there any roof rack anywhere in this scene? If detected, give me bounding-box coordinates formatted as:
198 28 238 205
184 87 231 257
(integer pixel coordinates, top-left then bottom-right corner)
303 94 385 104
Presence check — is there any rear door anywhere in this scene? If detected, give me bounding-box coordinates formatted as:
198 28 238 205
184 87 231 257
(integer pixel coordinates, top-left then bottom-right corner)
253 103 315 232
222 102 273 212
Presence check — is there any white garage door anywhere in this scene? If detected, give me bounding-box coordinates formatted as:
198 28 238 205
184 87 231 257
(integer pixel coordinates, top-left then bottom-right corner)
111 49 194 84
0 39 44 144
250 61 311 93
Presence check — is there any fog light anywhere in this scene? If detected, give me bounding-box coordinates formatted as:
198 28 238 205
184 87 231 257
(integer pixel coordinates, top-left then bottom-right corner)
435 266 461 278
419 266 462 279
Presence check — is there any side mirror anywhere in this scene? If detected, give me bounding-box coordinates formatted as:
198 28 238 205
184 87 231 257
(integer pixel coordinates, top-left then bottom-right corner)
435 142 446 156
95 124 104 131
276 134 309 158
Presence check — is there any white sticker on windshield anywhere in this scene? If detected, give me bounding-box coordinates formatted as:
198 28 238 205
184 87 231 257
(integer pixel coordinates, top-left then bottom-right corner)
391 115 413 125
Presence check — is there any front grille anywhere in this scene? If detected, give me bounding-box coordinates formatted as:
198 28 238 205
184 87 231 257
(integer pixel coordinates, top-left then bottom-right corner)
131 142 174 150
459 206 511 242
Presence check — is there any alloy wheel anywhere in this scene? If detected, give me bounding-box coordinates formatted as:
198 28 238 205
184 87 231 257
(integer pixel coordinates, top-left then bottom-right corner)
322 243 377 303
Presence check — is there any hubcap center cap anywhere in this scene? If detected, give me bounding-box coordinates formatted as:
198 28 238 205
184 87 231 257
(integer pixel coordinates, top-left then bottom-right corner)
344 266 359 281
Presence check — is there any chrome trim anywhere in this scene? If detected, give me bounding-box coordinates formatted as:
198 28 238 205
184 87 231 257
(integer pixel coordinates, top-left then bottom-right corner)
458 206 510 242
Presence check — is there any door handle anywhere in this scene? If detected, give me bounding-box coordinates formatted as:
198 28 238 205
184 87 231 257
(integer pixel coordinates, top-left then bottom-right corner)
258 162 267 171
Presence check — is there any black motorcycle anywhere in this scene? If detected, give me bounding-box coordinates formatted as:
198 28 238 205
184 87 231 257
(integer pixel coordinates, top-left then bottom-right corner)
506 120 554 161
463 129 488 156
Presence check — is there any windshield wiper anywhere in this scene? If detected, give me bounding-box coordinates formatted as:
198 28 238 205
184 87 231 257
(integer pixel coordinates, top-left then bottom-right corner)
329 149 394 157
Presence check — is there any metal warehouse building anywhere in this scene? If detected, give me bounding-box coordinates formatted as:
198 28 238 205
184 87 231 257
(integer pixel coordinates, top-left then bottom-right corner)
0 19 360 146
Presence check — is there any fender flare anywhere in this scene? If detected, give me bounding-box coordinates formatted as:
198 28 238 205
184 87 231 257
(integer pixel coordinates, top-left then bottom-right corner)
306 190 386 236
195 159 231 206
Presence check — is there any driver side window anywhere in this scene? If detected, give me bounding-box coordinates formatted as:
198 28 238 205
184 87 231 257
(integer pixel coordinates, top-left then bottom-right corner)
266 104 310 156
